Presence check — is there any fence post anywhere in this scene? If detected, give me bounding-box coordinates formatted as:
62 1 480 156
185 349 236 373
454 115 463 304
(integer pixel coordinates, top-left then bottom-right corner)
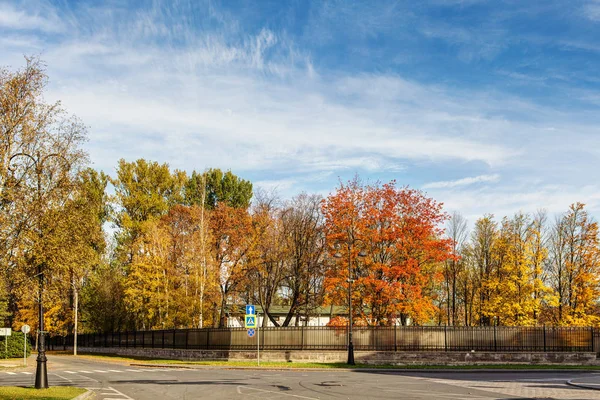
186 330 189 350
133 330 136 348
591 327 595 353
162 330 165 348
394 324 398 352
173 330 176 349
444 326 447 352
493 325 497 352
301 325 304 351
125 331 128 348
543 325 546 352
206 329 210 350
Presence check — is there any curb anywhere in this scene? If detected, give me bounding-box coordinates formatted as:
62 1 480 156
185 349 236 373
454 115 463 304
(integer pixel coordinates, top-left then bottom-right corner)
566 379 600 391
124 364 600 373
72 389 94 400
130 363 192 369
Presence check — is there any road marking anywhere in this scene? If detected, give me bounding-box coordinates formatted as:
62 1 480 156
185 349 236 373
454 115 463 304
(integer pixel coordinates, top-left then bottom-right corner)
125 369 142 372
53 373 73 383
21 372 32 375
93 370 108 373
5 372 17 375
79 370 93 374
237 386 319 400
108 369 122 373
64 371 77 374
103 386 134 400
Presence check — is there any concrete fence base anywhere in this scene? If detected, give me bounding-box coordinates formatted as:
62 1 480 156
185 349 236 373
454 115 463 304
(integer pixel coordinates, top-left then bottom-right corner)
70 346 599 365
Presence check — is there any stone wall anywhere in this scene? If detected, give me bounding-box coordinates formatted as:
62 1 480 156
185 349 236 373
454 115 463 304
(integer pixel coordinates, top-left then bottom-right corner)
72 346 598 365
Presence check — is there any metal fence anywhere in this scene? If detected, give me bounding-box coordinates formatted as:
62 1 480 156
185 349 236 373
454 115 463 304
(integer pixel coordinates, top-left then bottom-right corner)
49 326 599 352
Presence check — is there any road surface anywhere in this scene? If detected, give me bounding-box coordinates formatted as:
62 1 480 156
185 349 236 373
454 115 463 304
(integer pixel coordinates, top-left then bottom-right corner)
2 355 600 399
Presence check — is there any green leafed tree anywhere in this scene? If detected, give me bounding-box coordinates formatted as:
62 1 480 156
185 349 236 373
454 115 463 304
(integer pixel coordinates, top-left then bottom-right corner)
111 158 187 267
184 169 252 209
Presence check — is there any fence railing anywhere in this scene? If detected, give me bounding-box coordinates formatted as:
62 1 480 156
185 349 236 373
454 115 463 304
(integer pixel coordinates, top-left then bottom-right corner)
49 326 600 352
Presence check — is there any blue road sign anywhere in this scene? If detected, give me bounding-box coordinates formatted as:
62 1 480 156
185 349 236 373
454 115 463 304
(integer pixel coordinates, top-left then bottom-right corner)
246 305 255 315
245 315 256 328
247 328 255 337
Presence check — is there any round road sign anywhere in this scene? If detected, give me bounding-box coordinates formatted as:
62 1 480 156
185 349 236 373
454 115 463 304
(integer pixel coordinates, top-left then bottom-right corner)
247 328 255 337
21 325 30 334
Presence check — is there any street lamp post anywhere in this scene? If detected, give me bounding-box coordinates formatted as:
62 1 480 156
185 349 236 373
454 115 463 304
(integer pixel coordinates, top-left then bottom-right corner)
8 151 70 389
334 242 366 365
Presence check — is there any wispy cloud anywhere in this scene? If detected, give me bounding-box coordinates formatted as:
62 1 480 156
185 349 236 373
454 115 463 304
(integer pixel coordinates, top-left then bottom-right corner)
583 0 600 21
423 174 501 189
0 2 65 33
1 0 599 221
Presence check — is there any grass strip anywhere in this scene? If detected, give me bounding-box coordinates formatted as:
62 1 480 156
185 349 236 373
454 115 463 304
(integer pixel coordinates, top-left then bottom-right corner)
0 386 86 400
50 352 600 370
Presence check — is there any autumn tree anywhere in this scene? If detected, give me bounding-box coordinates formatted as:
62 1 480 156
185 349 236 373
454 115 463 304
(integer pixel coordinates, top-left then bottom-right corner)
245 191 287 327
111 159 186 268
209 203 253 327
81 261 128 333
0 273 8 325
486 213 553 325
161 205 218 328
322 179 451 326
468 215 498 325
443 212 468 325
547 203 600 325
279 193 325 326
0 57 88 340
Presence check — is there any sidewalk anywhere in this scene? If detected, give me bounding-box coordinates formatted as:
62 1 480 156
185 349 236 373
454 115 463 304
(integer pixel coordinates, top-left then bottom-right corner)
0 355 32 368
567 378 600 391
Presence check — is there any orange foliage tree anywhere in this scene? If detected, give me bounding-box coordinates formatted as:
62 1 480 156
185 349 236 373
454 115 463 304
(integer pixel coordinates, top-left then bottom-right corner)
322 178 452 326
209 202 253 327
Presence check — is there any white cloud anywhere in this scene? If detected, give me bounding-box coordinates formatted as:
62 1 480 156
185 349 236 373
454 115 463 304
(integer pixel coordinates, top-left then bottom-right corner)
436 184 600 223
583 0 600 21
423 174 501 189
0 2 64 33
2 1 600 222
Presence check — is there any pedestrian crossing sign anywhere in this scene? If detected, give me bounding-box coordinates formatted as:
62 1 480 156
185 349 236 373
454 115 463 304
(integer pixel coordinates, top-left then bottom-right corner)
245 315 256 328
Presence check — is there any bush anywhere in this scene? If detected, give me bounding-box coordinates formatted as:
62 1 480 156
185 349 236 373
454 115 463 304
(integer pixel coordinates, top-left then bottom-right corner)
0 331 32 358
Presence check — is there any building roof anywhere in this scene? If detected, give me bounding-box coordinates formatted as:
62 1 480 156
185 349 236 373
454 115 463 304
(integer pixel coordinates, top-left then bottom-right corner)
227 304 348 316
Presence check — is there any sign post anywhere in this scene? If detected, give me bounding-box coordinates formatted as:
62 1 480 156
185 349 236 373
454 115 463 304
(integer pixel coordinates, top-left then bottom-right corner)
245 305 259 366
21 325 30 366
0 328 11 358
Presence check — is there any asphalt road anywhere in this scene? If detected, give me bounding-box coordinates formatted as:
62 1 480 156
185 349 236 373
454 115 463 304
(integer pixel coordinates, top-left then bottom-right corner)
2 355 600 399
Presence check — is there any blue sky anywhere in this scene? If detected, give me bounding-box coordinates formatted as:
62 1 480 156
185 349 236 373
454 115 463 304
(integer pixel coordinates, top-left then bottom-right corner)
2 0 600 222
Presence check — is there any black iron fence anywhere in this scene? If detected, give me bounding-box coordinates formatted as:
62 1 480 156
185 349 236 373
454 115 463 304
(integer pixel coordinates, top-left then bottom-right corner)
49 326 600 352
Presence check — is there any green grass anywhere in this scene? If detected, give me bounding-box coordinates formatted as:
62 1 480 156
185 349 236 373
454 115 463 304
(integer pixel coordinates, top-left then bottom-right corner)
49 352 600 370
0 386 86 400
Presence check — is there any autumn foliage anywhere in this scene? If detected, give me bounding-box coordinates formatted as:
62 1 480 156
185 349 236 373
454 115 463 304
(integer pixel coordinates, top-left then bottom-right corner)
322 179 452 326
4 58 600 337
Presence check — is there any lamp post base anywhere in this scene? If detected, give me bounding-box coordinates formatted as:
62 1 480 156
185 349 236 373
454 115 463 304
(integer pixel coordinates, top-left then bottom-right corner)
347 342 355 365
35 353 48 389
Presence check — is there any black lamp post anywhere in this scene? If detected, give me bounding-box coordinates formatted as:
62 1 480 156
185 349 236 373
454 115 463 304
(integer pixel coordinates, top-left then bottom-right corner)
8 151 70 389
334 242 366 365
